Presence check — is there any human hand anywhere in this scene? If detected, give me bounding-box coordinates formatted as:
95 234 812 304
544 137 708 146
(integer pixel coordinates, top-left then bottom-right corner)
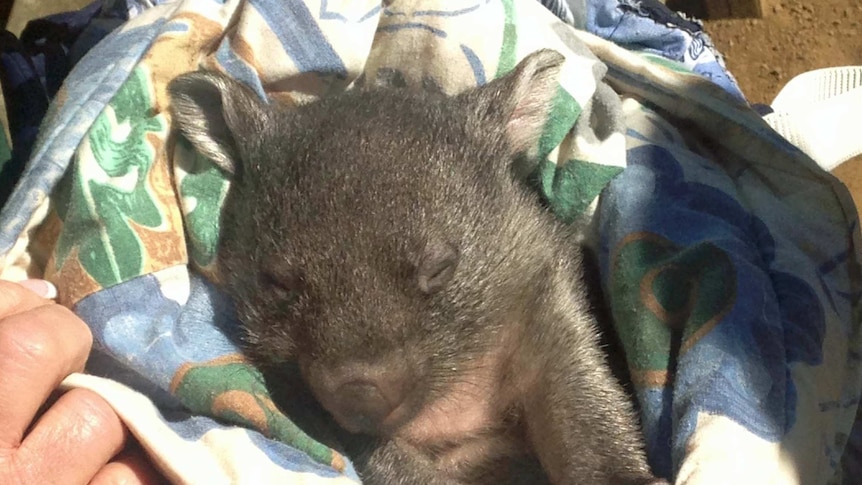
0 279 164 484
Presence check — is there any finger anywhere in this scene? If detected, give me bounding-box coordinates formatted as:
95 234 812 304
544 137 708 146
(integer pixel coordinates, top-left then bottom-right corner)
0 304 93 448
13 388 127 485
15 279 58 300
0 280 56 316
89 444 166 485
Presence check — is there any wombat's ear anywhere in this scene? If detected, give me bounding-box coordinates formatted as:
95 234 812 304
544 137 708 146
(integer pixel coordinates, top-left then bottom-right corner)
462 49 565 157
168 71 270 177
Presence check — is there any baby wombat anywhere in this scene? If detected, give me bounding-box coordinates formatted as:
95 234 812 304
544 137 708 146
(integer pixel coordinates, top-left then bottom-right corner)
168 50 666 485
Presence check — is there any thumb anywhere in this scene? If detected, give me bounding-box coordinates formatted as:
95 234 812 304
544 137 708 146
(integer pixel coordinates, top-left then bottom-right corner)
16 279 59 300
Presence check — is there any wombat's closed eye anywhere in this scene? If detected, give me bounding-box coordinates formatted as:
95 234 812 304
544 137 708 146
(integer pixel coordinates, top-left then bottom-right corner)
416 241 459 294
258 267 302 300
168 49 667 485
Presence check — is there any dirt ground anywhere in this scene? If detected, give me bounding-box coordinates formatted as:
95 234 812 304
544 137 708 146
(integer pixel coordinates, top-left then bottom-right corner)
702 0 862 105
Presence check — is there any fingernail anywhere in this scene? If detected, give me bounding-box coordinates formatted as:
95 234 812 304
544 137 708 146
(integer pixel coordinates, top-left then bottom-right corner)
18 279 58 300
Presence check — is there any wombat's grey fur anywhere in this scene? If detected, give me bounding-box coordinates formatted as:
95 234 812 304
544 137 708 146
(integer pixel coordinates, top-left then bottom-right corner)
168 49 666 485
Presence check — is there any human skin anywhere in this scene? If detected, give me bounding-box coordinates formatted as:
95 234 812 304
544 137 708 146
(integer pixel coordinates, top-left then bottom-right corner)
0 279 163 485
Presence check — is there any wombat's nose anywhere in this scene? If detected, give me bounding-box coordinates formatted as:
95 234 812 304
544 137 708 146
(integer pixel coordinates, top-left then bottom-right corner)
333 381 394 433
305 360 411 434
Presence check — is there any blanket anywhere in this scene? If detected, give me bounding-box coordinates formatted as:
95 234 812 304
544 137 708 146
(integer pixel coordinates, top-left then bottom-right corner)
0 0 860 484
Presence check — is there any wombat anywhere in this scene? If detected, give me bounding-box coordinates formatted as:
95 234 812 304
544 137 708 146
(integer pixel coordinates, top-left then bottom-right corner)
168 49 666 485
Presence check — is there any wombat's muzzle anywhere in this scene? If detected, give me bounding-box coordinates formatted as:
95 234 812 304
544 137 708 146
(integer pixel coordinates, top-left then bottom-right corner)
305 360 412 435
332 381 396 433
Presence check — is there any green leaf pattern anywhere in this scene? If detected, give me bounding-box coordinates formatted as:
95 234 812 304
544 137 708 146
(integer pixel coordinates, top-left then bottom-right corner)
54 66 168 287
610 233 737 377
176 137 230 269
174 360 340 469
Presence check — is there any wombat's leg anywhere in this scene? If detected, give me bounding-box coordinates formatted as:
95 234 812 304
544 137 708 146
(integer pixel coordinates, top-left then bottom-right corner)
350 438 466 485
518 264 667 485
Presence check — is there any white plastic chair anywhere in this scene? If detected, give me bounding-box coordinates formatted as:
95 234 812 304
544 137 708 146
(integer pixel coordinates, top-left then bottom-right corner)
764 66 862 171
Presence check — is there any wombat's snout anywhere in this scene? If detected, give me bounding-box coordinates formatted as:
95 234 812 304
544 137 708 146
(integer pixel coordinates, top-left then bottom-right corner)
333 381 397 433
309 362 412 435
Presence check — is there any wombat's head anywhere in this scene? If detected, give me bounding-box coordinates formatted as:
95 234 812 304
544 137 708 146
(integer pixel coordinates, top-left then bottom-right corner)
168 50 565 435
